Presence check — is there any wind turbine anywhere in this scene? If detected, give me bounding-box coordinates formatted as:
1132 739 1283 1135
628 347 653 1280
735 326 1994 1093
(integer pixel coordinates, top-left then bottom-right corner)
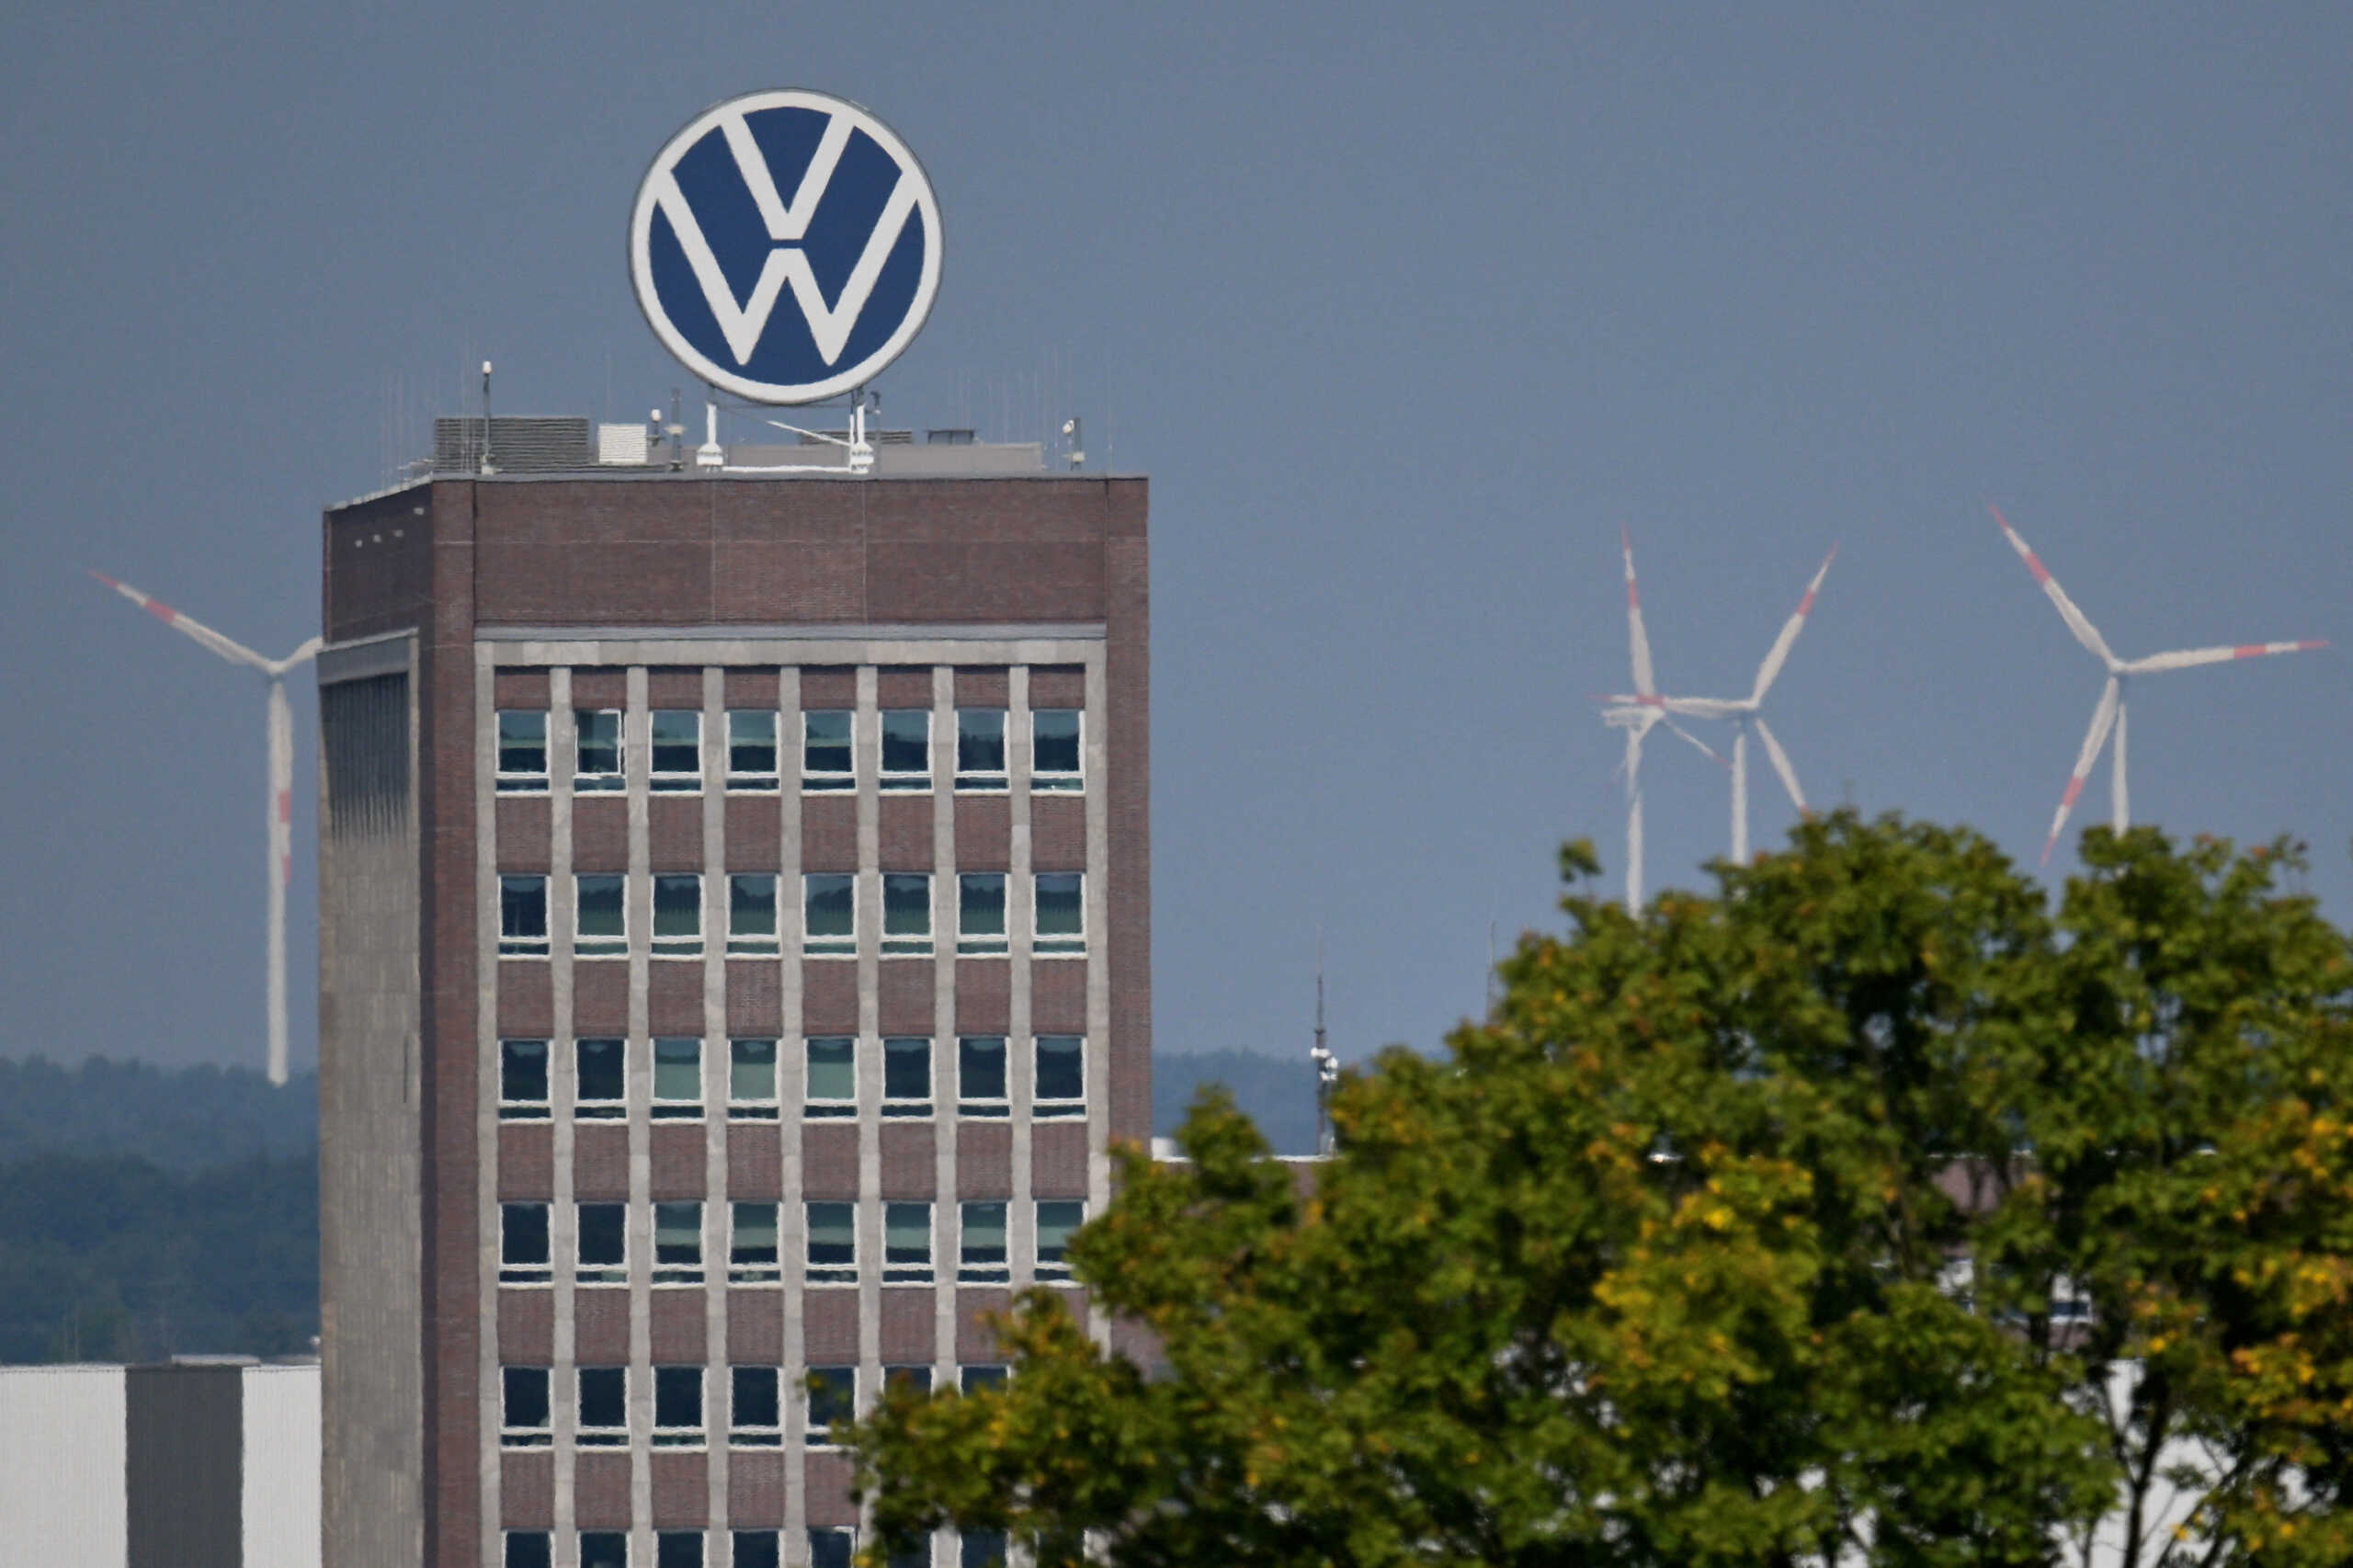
1989 506 2326 865
1598 530 1720 914
92 572 321 1085
1613 547 1837 864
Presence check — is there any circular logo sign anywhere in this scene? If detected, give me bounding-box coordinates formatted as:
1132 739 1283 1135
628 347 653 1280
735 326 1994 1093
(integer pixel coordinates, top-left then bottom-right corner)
630 90 942 404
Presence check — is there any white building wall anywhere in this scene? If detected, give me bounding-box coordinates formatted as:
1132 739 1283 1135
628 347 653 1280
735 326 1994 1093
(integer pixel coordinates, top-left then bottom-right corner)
0 1364 129 1568
242 1363 323 1568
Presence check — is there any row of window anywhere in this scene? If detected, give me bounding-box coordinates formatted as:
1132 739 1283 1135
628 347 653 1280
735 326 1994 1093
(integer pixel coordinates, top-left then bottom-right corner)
500 1199 1085 1290
501 1362 1007 1453
498 872 1085 960
506 1526 1002 1568
500 1036 1086 1122
497 708 1084 796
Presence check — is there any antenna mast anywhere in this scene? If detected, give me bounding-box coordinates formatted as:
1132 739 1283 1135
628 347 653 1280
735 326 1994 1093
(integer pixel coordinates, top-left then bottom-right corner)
479 361 495 474
1310 929 1337 1156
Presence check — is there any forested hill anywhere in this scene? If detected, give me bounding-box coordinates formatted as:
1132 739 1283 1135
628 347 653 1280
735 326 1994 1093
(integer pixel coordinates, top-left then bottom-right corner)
0 1056 315 1168
0 1057 317 1363
1153 1049 1319 1155
0 1050 1309 1362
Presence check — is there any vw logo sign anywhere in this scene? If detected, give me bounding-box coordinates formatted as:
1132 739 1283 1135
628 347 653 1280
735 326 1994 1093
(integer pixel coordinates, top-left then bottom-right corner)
630 90 942 404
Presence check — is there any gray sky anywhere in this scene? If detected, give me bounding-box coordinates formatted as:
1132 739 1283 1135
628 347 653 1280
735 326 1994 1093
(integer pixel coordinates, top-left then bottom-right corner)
4 4 2347 1075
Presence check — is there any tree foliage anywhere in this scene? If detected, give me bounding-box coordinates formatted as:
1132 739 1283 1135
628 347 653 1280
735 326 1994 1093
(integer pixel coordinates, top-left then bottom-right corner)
848 815 2353 1567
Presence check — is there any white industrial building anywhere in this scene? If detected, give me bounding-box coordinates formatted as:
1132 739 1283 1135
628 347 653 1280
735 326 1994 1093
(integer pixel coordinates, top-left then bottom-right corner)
0 1358 319 1567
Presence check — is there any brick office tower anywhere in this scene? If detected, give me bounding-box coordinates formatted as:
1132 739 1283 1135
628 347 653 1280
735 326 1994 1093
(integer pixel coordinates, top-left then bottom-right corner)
316 439 1149 1568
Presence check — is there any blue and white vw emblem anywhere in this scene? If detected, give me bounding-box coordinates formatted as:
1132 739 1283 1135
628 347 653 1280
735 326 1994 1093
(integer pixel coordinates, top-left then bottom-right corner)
630 90 942 404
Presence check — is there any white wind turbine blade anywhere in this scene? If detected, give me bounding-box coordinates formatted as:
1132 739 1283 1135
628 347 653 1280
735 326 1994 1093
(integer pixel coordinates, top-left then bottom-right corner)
1622 528 1656 698
2041 676 2120 866
2123 639 2326 676
1659 713 1722 765
1749 545 1837 705
90 571 275 673
1988 507 2118 668
1752 716 1806 817
1660 696 1745 721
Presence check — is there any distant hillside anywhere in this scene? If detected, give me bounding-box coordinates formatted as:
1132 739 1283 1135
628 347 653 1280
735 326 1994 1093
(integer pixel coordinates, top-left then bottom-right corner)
1154 1048 1319 1155
0 1049 1310 1363
0 1150 316 1363
0 1056 315 1169
0 1057 318 1362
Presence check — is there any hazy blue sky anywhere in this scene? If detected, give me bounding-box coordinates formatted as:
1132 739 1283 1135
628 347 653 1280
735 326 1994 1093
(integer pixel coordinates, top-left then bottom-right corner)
4 4 2347 1076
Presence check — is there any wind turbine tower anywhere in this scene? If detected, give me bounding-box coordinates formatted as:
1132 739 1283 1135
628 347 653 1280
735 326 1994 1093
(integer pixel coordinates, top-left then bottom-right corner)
92 572 320 1085
1597 530 1721 913
1990 506 2326 864
1630 546 1837 864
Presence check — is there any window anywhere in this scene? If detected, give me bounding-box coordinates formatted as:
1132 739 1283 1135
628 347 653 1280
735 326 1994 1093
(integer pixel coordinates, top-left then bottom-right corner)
1036 1200 1084 1283
499 1040 550 1119
727 874 779 957
730 1201 779 1284
810 1528 856 1568
880 710 930 790
654 1366 704 1448
500 1203 551 1286
883 1037 932 1118
653 1038 703 1119
653 875 702 958
655 1533 703 1568
882 1365 933 1398
729 1039 779 1119
577 1203 625 1286
732 1533 780 1568
802 710 853 790
501 1366 551 1447
654 1201 703 1286
1031 709 1082 791
959 1365 1007 1394
496 711 548 792
806 1369 856 1448
958 1201 1007 1284
575 1039 624 1119
1035 1036 1085 1119
575 874 626 958
727 710 779 790
577 1367 627 1447
955 709 1006 791
500 876 549 957
804 874 855 958
580 1534 627 1568
1034 872 1085 956
731 1366 781 1447
958 1038 1008 1119
956 874 1007 957
884 1201 933 1284
804 1038 856 1118
650 710 700 792
961 1531 1006 1568
574 710 623 791
806 1201 856 1284
506 1532 552 1568
882 873 933 956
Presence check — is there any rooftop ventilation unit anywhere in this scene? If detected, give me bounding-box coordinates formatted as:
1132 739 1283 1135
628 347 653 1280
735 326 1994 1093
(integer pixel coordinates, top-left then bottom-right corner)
433 417 597 474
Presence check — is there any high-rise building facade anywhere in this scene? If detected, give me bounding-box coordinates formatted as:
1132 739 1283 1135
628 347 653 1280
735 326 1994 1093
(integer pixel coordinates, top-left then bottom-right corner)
317 447 1149 1568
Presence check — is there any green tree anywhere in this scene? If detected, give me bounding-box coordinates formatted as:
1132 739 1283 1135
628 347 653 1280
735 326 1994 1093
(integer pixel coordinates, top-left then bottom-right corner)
848 815 2353 1567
